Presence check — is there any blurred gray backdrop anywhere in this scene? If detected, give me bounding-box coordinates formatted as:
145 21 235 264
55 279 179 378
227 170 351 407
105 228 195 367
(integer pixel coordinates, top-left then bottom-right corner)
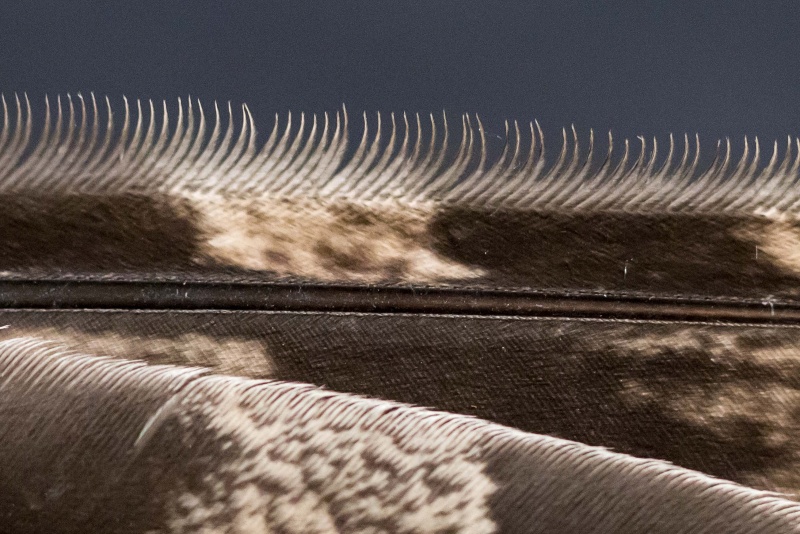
1 1 798 154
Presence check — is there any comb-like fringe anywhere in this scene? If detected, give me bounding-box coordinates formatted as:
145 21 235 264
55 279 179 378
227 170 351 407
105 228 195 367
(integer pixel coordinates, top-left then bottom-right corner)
1 93 798 213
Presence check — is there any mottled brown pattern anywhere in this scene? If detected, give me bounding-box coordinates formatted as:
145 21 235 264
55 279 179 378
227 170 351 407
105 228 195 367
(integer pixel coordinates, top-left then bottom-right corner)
188 195 483 283
5 96 800 531
5 194 800 304
2 309 800 501
615 329 800 496
2 338 798 534
163 381 496 533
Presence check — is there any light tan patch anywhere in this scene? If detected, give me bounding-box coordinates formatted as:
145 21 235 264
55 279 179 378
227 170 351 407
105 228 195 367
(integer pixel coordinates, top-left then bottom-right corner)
734 218 800 276
615 327 800 368
0 327 274 378
615 327 732 356
166 391 498 534
186 194 485 283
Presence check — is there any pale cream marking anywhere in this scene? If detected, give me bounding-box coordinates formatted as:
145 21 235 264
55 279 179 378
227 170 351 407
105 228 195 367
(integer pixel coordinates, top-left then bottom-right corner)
186 194 485 283
0 327 274 378
734 218 800 277
615 327 800 367
166 391 497 534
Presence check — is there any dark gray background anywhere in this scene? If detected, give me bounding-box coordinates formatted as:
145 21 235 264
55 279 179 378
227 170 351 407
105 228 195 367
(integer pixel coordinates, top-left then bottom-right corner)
1 1 798 152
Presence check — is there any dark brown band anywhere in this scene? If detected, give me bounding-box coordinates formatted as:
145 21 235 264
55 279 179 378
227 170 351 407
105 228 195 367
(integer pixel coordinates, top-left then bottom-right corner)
0 280 796 324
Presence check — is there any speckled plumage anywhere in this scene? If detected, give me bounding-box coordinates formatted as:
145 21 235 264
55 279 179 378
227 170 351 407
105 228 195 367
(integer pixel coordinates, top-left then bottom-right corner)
2 94 800 532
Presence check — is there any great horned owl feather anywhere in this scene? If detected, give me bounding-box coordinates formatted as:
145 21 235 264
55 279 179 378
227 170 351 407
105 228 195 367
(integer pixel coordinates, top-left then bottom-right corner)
1 94 800 299
2 93 800 532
